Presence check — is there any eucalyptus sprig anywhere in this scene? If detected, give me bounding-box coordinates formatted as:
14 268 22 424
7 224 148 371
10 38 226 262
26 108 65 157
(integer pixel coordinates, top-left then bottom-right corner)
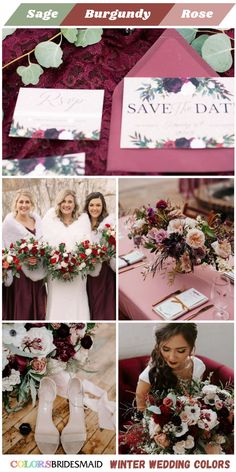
177 28 234 73
3 28 103 85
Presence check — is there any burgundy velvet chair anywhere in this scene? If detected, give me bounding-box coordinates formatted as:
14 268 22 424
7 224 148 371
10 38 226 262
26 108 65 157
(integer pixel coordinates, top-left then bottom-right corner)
119 355 234 430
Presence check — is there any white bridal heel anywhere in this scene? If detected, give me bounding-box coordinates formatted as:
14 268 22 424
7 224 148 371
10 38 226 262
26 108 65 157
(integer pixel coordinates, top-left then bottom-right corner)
61 377 86 454
35 377 60 454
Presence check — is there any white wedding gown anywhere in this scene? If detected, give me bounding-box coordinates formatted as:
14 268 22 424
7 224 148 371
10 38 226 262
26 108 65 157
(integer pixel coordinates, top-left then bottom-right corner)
42 209 92 321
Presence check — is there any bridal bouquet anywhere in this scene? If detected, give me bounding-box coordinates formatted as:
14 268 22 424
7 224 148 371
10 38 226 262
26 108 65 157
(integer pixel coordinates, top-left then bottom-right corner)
2 247 21 280
120 379 234 455
46 242 80 281
2 322 96 412
13 237 49 271
99 224 116 259
127 200 233 281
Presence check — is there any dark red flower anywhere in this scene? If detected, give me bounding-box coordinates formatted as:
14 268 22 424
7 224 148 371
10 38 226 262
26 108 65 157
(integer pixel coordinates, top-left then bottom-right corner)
56 324 70 338
163 78 184 93
175 137 191 148
163 140 175 149
31 130 45 139
53 338 76 362
44 128 60 139
14 355 29 373
81 335 93 349
50 257 57 264
156 199 168 209
108 235 116 246
25 323 45 330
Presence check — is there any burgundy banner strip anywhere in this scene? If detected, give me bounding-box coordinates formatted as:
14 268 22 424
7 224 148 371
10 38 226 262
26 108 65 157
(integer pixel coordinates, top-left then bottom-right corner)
61 3 175 26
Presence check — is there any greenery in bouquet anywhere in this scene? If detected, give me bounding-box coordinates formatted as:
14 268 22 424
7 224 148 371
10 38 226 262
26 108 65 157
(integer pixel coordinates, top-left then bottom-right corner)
2 247 21 281
99 224 116 260
2 322 96 412
127 200 233 281
120 378 234 455
14 237 49 270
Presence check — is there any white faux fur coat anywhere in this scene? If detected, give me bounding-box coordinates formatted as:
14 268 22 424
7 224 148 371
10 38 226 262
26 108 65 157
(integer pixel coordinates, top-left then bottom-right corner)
2 212 46 282
41 209 100 321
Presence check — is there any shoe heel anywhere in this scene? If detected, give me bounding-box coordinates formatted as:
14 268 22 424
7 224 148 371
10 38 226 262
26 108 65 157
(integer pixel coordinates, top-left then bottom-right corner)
35 377 60 454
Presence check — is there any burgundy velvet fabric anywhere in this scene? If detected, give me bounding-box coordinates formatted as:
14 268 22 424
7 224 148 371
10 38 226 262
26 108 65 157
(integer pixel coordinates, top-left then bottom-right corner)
2 28 234 176
87 261 116 320
2 273 46 321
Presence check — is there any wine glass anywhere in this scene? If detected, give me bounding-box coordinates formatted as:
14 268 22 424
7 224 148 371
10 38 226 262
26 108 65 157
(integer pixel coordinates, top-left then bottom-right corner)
210 275 231 320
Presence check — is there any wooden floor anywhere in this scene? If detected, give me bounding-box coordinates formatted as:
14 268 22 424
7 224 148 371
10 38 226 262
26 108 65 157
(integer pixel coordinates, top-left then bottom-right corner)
3 323 116 455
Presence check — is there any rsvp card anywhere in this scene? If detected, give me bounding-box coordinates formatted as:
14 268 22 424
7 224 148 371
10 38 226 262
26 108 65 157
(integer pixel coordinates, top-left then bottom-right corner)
121 77 234 149
9 88 104 140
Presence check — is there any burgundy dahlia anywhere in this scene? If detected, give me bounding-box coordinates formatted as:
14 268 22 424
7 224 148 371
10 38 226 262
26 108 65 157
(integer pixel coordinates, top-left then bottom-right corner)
175 138 191 148
81 335 93 349
53 338 76 362
162 78 184 93
156 199 168 209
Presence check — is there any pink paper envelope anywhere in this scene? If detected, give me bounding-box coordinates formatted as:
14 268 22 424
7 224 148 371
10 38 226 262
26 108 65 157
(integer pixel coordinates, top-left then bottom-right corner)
107 29 234 174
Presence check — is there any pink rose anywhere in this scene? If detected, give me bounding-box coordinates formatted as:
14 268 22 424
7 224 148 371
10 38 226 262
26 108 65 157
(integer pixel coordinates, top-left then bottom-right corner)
154 433 170 448
186 228 205 249
167 218 184 234
163 397 173 407
31 357 47 374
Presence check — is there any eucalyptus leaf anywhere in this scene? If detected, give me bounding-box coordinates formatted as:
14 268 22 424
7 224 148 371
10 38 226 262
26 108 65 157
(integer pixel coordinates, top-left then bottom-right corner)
147 405 161 414
176 28 197 43
61 28 78 43
2 28 17 40
191 34 209 54
75 28 103 47
166 392 177 406
18 376 30 402
34 41 63 68
17 63 44 85
202 33 233 72
29 379 37 407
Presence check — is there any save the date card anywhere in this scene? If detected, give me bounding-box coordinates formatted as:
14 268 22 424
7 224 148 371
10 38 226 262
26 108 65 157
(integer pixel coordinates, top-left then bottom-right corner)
121 77 234 149
9 88 104 140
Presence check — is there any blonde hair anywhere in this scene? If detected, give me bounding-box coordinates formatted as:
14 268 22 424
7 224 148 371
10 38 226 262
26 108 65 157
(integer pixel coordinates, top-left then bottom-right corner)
12 189 35 216
55 189 79 221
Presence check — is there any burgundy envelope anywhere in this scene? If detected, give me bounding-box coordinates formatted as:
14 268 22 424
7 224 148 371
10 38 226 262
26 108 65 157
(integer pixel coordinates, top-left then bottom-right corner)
107 29 234 174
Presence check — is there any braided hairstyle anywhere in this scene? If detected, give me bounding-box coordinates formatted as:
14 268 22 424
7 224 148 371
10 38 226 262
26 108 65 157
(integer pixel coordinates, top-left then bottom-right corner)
149 323 198 391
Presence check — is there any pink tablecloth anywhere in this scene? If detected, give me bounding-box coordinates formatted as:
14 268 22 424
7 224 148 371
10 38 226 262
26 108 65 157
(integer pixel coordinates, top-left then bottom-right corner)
118 220 234 321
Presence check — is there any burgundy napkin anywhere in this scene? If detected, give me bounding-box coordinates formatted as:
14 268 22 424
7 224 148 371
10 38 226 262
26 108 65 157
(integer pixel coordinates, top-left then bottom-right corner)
107 29 233 174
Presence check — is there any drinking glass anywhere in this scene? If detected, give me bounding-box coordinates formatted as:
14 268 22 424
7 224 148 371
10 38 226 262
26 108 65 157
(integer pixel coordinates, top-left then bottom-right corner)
210 275 231 320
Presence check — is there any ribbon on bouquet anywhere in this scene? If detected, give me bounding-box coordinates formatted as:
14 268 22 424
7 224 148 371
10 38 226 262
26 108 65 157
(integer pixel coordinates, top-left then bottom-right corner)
171 296 189 311
47 368 115 431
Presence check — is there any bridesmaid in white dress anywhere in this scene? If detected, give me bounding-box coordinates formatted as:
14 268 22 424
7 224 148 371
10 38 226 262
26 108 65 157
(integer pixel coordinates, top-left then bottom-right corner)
42 189 98 321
